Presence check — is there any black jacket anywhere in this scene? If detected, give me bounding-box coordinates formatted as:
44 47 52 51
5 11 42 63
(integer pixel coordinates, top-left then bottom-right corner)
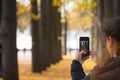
71 60 90 80
71 57 120 80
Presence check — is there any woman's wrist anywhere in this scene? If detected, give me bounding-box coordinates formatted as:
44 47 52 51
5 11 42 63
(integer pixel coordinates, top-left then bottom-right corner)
74 58 83 64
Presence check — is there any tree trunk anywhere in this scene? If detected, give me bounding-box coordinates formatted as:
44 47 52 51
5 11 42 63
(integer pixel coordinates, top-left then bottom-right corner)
0 0 2 76
92 0 114 64
50 3 62 62
93 0 113 53
49 3 57 63
103 0 114 21
62 22 67 55
92 0 104 54
0 1 1 26
114 0 120 17
40 0 51 69
55 7 62 61
62 3 68 55
1 0 18 80
97 0 114 51
31 0 42 72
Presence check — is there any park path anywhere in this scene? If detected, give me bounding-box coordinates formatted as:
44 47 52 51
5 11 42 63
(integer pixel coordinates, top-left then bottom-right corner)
0 51 96 80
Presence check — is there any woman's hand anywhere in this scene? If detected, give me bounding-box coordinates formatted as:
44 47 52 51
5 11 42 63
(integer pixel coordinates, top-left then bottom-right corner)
75 50 91 64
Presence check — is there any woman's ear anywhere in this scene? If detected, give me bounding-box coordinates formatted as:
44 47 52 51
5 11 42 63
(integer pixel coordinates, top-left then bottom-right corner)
107 36 113 47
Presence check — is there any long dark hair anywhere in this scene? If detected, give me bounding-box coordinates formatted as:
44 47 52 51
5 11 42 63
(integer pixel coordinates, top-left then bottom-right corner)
102 17 120 56
102 17 120 42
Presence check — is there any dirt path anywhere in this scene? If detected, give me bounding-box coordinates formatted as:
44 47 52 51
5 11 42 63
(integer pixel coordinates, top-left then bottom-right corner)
0 52 96 80
18 55 72 80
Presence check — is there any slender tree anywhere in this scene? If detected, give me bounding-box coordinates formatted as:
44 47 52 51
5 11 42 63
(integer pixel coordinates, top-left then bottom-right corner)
1 0 18 80
55 6 62 61
61 2 68 55
31 0 42 72
50 0 62 62
61 21 67 55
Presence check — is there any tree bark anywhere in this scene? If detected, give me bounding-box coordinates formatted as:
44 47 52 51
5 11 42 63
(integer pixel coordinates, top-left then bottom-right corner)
114 0 120 17
92 0 104 54
0 0 2 25
62 22 67 55
50 3 62 62
40 0 62 65
31 0 42 72
0 0 2 76
1 0 18 80
92 0 114 64
103 0 114 21
93 0 113 54
40 0 51 69
62 3 68 55
49 3 57 63
55 7 62 61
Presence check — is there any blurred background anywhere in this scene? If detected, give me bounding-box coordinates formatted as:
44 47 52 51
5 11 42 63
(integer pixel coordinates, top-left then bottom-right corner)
0 0 120 80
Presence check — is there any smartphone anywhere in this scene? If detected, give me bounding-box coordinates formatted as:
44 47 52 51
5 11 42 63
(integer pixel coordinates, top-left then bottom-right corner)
79 37 90 58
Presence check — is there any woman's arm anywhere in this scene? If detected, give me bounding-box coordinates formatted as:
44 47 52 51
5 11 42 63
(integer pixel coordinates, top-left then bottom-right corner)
71 51 91 80
71 60 86 80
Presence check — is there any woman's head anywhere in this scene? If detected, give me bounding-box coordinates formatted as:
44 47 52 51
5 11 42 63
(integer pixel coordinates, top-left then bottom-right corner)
102 17 120 56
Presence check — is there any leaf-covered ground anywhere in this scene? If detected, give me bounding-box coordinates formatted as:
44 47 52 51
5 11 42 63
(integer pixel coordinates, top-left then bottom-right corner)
0 53 96 80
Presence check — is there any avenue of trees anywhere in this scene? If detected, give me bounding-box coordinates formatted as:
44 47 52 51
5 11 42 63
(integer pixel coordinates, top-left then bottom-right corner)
0 0 62 80
0 0 120 80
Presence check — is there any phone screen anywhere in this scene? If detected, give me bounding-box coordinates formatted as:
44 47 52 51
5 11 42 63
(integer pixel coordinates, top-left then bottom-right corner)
79 37 89 51
79 37 90 58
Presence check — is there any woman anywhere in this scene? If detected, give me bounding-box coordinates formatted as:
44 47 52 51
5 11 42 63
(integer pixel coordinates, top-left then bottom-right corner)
71 17 120 80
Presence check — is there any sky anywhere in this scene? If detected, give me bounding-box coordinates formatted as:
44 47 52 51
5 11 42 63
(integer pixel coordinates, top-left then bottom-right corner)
16 0 30 6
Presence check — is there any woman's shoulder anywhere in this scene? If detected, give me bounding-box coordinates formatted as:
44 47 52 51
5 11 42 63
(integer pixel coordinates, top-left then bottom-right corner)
91 57 120 80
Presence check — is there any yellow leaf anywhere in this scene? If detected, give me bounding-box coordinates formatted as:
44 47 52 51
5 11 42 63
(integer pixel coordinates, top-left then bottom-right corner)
52 0 61 7
32 13 39 20
60 18 66 23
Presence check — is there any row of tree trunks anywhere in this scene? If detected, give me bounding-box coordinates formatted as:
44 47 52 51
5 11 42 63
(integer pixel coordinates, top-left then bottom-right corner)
0 0 62 79
1 0 18 80
40 0 62 70
0 0 63 79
